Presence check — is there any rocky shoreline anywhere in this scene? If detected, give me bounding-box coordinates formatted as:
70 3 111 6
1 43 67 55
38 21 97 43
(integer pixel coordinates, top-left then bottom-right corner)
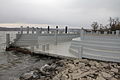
19 58 120 80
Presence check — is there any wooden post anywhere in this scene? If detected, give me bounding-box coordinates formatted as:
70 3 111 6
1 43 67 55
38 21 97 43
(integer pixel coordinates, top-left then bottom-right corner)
6 34 10 48
32 27 34 34
56 26 58 34
27 26 29 34
20 26 23 34
48 26 50 34
65 26 68 34
55 26 58 45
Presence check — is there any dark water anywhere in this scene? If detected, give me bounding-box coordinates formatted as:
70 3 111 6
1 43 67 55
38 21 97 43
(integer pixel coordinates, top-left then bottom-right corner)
0 31 52 80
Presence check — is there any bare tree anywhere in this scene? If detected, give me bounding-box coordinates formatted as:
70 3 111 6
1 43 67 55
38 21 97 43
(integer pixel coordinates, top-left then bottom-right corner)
91 22 99 31
109 17 120 31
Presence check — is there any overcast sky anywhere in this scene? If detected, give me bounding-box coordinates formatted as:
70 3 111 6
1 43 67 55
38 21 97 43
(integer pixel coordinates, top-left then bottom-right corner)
0 0 120 28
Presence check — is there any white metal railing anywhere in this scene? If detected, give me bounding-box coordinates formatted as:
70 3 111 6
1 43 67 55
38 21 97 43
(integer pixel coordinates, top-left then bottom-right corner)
69 29 120 62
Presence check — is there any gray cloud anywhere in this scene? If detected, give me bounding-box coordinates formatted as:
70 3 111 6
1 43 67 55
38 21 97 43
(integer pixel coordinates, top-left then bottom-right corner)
0 0 120 28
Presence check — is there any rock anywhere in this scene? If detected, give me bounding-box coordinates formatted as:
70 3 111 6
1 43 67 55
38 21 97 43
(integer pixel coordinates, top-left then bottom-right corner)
86 76 93 80
67 64 75 69
101 72 112 78
89 61 101 67
111 68 118 73
95 62 102 68
68 69 73 73
109 71 115 75
78 63 85 68
20 69 40 80
100 62 109 67
73 70 96 79
14 78 20 80
20 71 34 80
81 77 87 80
40 64 57 75
85 66 90 70
110 63 118 68
61 74 68 80
91 66 97 70
110 77 118 80
79 59 89 63
117 65 120 68
71 72 82 79
96 74 106 80
89 61 97 66
73 59 80 64
56 60 66 67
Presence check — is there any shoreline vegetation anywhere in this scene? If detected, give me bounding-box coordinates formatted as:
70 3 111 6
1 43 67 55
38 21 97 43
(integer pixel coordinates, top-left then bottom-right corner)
6 46 120 80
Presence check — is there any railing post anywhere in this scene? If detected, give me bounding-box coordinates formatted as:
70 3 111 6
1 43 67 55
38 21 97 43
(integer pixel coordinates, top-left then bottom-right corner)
80 29 84 40
36 44 39 49
32 27 34 34
65 26 68 34
40 28 42 34
31 46 34 52
112 31 114 35
42 45 45 51
16 34 20 39
90 30 92 34
18 31 20 34
36 27 39 35
96 31 99 34
116 30 119 35
47 26 50 34
27 26 29 34
6 34 10 48
46 44 49 50
78 46 83 58
104 31 107 34
55 26 58 45
20 26 23 34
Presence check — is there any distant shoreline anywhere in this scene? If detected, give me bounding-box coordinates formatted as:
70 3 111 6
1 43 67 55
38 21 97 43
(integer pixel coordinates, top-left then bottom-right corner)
0 27 20 31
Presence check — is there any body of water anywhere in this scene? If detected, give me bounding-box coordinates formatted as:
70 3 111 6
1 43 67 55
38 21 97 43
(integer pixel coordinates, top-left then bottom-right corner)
0 31 52 80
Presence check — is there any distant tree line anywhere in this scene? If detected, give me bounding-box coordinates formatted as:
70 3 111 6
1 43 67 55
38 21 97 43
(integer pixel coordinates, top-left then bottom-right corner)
91 17 120 32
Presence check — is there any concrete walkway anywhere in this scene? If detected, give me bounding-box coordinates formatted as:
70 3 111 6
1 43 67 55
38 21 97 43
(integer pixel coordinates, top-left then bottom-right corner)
34 41 77 58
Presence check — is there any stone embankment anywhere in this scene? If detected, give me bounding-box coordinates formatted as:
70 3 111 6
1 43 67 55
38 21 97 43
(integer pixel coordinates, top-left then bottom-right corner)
19 58 120 80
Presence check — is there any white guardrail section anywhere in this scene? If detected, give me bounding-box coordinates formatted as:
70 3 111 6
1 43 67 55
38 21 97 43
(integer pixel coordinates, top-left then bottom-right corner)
15 34 79 46
14 26 80 47
69 29 120 62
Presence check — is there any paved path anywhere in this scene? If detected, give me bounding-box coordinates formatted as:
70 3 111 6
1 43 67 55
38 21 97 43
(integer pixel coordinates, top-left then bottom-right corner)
34 41 77 58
